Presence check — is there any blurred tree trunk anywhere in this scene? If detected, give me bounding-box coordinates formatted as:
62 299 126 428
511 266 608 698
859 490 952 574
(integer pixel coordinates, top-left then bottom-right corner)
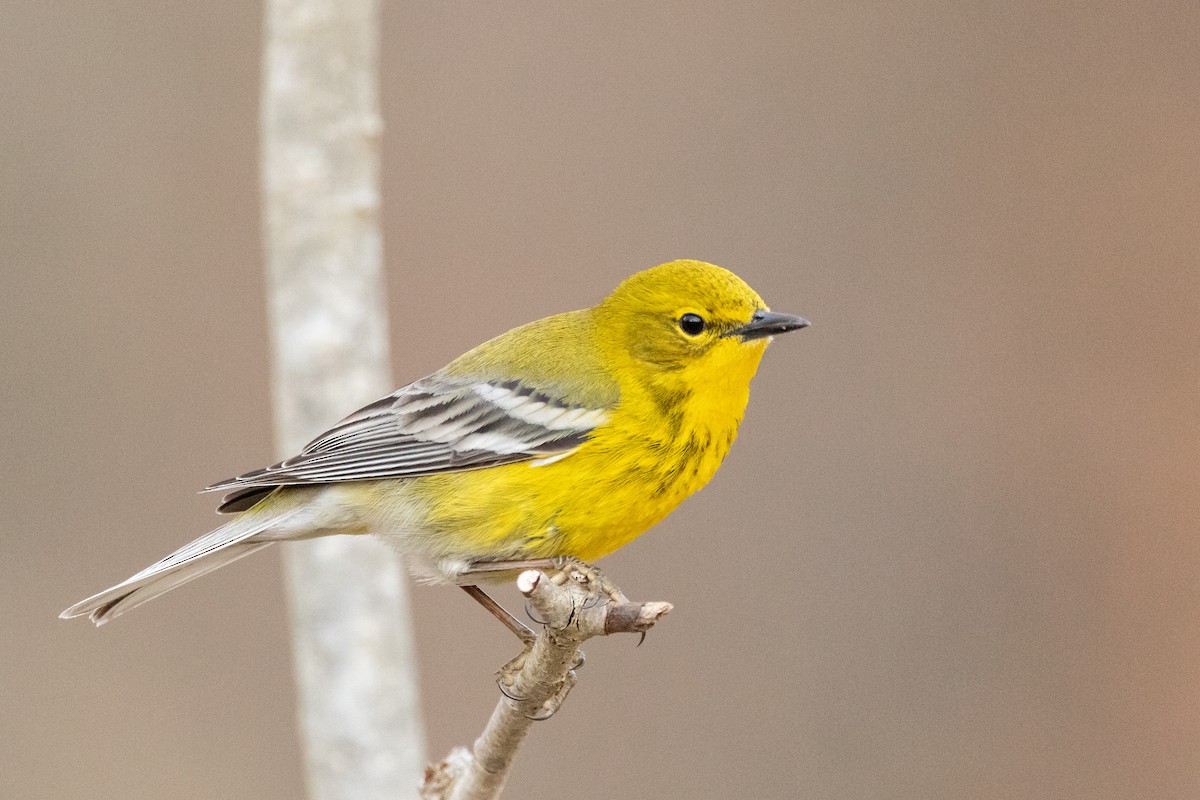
261 1 426 798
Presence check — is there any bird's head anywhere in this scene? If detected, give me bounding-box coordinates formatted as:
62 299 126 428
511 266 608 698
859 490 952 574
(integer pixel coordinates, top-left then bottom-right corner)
594 260 808 399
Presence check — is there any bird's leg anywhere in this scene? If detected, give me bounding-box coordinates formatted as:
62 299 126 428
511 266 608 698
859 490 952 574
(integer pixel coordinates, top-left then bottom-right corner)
460 585 536 646
460 585 543 700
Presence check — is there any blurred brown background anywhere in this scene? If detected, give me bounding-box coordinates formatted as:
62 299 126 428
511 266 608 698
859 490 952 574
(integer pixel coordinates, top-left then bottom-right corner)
3 2 1198 798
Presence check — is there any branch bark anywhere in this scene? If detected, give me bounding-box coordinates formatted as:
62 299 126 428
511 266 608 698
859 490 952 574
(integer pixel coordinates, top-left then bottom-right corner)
261 1 426 797
421 570 672 800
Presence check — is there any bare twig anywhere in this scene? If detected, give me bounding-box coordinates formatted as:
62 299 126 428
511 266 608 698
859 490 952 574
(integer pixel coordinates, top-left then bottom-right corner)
261 0 426 797
421 570 672 800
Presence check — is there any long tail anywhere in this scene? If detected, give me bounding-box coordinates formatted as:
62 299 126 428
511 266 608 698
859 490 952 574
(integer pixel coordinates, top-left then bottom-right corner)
60 504 302 626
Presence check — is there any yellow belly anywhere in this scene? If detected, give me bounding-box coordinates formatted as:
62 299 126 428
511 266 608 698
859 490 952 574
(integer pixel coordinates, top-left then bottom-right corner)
380 409 738 565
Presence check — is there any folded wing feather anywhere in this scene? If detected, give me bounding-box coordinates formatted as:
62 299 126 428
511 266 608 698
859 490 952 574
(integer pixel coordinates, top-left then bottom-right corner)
206 374 611 511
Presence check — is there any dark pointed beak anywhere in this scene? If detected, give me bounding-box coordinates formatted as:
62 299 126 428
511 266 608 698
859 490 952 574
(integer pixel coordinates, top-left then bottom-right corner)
726 310 811 341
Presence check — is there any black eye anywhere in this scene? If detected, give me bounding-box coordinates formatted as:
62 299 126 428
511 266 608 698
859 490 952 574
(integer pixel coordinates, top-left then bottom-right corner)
678 313 706 336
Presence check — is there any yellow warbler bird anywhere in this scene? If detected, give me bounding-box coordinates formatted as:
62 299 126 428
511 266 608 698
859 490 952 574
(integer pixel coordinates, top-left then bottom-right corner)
61 259 808 627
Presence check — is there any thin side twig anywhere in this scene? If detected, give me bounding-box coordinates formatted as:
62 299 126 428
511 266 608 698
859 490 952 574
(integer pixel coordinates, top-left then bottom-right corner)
421 570 672 800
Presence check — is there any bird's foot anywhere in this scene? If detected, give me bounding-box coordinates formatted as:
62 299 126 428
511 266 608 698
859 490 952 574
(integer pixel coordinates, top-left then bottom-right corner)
462 556 630 616
496 646 531 700
495 644 579 719
547 556 630 605
526 668 577 720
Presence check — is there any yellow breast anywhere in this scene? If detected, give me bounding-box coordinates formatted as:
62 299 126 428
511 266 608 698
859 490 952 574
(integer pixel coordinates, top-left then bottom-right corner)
393 340 764 565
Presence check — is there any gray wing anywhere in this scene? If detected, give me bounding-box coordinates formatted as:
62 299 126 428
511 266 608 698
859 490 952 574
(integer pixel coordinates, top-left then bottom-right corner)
205 374 611 511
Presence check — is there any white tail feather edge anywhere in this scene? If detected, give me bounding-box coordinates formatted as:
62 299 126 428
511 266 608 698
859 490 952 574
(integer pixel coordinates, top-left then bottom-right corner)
60 507 301 625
